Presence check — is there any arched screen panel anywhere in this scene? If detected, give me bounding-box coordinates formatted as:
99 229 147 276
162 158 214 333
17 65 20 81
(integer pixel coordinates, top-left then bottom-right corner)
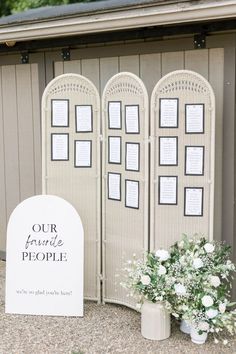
42 74 101 301
102 72 149 308
150 70 215 250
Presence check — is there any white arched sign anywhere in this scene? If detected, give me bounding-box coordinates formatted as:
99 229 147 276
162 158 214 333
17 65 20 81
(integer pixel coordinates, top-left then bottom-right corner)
6 195 84 316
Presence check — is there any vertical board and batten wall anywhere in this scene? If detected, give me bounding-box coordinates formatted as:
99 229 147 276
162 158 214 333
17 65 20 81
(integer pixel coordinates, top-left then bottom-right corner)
0 61 42 256
53 47 224 244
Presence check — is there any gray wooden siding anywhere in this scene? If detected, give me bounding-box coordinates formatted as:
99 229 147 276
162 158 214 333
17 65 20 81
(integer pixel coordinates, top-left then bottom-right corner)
0 63 41 252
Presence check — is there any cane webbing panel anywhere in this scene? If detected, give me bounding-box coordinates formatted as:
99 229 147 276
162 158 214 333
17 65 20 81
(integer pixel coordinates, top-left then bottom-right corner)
42 74 101 300
102 72 149 308
150 70 215 250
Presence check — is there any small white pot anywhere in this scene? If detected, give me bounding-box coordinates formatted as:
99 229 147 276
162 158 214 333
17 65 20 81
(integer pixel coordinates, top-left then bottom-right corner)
141 301 170 340
180 319 191 334
190 325 208 344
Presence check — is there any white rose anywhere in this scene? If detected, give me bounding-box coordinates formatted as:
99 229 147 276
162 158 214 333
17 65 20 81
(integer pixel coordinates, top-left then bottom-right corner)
206 308 218 319
223 339 228 345
179 256 186 265
202 295 214 307
193 258 203 269
141 275 151 286
155 249 170 262
204 243 215 253
219 303 226 314
174 283 187 296
209 275 221 288
158 265 167 276
198 322 210 332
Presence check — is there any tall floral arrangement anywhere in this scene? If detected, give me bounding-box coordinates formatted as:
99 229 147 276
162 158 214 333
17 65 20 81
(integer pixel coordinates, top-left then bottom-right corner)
121 234 236 344
167 235 236 343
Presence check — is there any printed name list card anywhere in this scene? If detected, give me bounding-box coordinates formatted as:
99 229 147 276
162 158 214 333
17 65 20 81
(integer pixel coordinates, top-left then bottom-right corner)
108 136 121 164
159 98 178 128
184 187 203 216
75 140 92 167
125 180 139 209
185 146 204 175
108 173 121 201
159 137 178 166
51 100 69 127
159 176 177 205
108 101 121 129
51 134 69 161
125 105 140 133
76 105 92 132
185 104 204 133
126 143 140 171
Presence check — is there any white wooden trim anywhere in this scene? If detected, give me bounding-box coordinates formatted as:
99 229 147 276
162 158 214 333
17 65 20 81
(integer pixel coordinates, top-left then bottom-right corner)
1 1 236 42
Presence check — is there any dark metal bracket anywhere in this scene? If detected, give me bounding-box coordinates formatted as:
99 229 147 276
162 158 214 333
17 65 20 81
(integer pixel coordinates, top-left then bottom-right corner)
61 48 70 61
20 52 29 64
194 34 206 49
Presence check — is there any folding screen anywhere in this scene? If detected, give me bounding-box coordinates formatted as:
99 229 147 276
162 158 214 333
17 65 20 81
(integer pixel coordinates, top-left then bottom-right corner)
150 70 215 251
42 74 101 301
102 72 149 307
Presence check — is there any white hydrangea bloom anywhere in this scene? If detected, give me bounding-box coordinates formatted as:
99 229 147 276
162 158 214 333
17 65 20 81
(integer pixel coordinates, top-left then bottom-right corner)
204 243 215 253
174 283 187 296
155 249 170 261
202 295 214 307
158 265 167 276
193 257 203 269
140 275 151 286
209 275 221 288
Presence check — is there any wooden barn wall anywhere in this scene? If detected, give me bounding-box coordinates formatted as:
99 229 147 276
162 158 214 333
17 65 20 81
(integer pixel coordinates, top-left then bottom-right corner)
0 35 234 292
0 53 45 257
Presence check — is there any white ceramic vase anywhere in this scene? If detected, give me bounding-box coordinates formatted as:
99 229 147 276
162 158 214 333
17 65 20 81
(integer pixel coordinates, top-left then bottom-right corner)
141 301 171 340
180 319 191 334
190 325 208 344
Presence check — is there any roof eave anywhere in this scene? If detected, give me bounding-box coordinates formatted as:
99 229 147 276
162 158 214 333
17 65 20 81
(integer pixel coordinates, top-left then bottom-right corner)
0 0 236 43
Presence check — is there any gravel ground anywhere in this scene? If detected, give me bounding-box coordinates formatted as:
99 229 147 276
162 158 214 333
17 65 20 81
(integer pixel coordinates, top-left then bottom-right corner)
0 261 235 354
